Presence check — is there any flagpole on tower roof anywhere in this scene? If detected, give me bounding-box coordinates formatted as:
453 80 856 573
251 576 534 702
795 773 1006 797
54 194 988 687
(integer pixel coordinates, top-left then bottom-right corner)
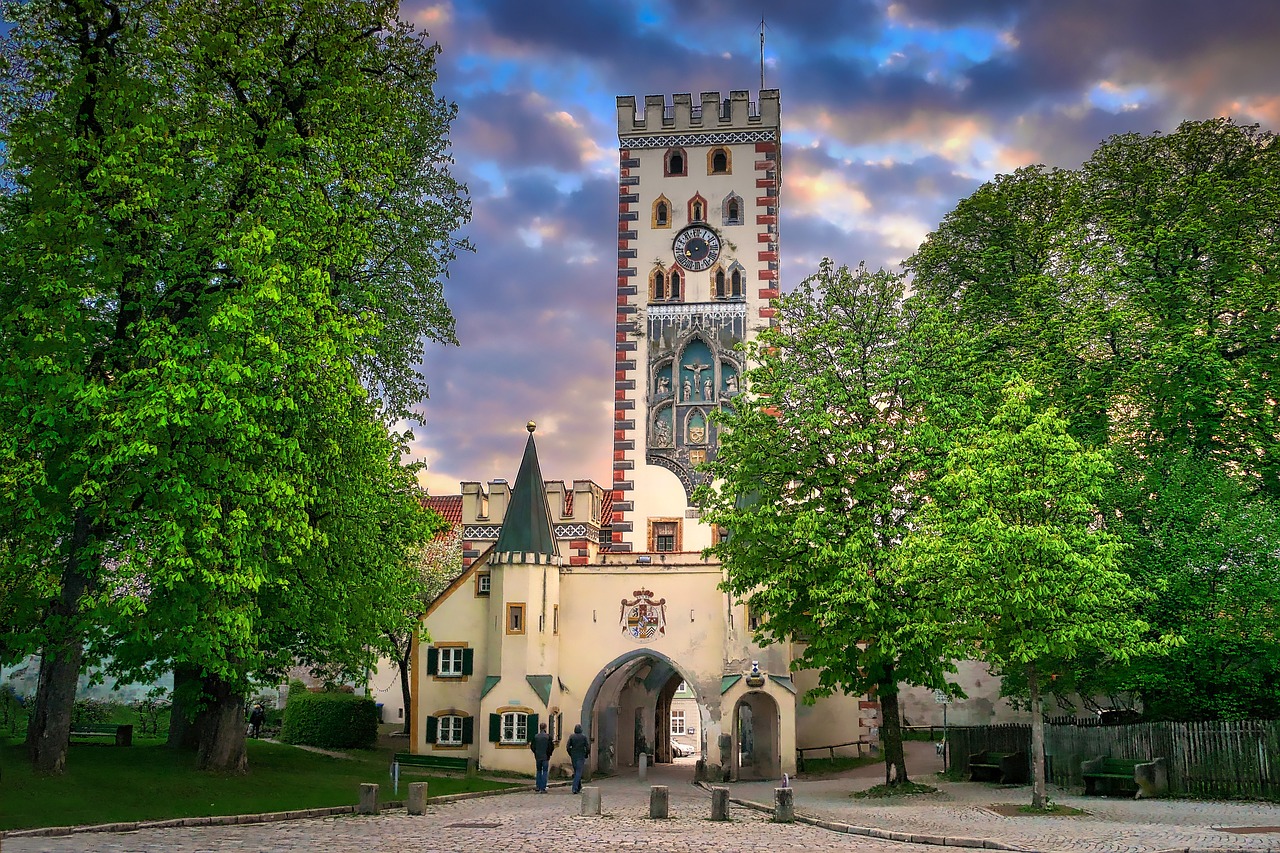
760 16 766 90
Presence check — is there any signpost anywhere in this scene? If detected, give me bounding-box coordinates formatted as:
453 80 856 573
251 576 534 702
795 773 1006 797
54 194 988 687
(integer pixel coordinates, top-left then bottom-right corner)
933 689 949 773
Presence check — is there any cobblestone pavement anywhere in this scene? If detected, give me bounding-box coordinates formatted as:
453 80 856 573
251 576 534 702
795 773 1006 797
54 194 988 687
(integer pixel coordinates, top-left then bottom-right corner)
3 773 933 853
728 770 1280 853
6 760 1279 853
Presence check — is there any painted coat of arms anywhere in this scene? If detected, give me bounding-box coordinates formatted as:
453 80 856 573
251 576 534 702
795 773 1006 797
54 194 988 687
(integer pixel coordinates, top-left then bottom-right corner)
620 589 667 643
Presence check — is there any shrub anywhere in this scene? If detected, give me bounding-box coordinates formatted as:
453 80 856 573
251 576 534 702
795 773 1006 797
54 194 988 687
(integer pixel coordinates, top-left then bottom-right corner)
279 691 377 749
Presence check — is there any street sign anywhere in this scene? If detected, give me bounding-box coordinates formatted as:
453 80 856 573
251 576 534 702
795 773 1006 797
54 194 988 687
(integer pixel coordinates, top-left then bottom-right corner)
933 689 949 705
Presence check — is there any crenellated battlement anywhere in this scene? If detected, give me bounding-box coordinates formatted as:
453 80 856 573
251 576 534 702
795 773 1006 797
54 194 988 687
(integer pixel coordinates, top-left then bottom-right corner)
617 89 780 137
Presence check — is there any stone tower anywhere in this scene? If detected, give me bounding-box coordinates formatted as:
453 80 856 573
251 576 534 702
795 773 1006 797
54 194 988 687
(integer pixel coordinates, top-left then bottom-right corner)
610 90 782 553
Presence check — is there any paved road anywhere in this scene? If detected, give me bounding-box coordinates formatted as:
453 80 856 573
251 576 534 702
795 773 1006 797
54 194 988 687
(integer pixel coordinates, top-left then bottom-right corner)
6 746 1279 853
3 773 932 853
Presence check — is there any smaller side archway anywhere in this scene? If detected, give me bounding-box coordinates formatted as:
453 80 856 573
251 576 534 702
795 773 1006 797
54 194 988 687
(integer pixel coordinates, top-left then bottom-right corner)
732 691 781 781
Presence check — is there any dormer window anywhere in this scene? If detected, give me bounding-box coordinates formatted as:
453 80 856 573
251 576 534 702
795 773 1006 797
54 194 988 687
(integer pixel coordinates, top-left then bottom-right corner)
665 148 687 177
708 147 731 174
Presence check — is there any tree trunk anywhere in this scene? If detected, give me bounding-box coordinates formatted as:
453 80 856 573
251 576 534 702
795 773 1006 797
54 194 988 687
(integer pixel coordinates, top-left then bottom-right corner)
1028 661 1047 810
26 511 95 775
167 663 201 750
397 647 412 736
879 678 910 786
194 673 248 774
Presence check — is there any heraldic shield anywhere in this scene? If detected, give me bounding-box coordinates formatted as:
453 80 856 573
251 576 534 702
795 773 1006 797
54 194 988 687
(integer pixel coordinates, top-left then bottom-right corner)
620 589 666 643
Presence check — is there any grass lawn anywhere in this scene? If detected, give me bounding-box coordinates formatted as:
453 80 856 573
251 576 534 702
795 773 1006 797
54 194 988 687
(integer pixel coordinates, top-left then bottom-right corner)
799 753 881 776
0 737 518 831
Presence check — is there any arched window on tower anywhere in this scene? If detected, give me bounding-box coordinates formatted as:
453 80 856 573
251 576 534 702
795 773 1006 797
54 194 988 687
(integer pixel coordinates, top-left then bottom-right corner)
653 196 670 228
722 192 743 226
709 147 730 174
665 148 687 177
652 269 666 302
669 269 682 301
714 269 726 299
730 268 743 298
692 201 703 222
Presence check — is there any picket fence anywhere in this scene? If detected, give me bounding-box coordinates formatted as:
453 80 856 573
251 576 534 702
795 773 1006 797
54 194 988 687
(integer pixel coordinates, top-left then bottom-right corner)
947 719 1279 799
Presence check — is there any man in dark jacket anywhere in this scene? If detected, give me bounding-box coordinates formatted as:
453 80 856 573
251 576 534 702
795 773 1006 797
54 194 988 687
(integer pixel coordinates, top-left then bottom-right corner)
530 722 553 792
566 724 590 794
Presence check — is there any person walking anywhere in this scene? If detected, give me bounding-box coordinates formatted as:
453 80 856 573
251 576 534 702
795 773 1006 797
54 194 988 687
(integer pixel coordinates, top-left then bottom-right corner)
248 703 265 738
566 724 590 794
530 722 553 792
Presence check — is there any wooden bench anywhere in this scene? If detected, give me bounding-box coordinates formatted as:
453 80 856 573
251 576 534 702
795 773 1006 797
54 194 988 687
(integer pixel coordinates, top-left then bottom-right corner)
1081 755 1168 799
70 723 133 746
392 752 471 775
967 750 1028 784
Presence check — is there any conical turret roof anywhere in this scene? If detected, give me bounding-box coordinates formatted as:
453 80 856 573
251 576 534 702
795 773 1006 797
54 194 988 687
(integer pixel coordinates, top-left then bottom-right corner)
492 422 560 564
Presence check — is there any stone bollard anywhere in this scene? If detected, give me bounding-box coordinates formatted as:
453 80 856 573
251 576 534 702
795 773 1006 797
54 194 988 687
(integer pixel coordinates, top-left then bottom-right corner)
710 786 729 821
773 787 794 823
407 781 428 815
580 786 601 816
358 782 379 815
649 785 669 819
637 751 648 782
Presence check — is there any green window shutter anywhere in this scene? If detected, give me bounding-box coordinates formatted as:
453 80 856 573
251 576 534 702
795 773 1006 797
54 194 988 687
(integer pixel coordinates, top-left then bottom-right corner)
425 715 438 744
488 713 501 743
461 648 474 676
426 647 438 676
462 716 474 745
526 713 538 744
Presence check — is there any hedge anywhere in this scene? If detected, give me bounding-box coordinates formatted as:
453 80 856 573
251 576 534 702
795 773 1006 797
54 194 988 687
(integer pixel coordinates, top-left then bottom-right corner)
279 691 378 749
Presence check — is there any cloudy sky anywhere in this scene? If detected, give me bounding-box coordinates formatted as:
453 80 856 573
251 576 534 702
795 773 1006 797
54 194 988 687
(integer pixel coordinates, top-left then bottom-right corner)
404 0 1280 496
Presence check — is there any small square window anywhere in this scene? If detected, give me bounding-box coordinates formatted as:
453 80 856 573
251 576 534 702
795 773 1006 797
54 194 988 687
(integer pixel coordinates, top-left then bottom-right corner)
670 709 686 735
654 522 677 552
747 607 764 632
507 603 525 634
476 572 491 596
438 647 464 677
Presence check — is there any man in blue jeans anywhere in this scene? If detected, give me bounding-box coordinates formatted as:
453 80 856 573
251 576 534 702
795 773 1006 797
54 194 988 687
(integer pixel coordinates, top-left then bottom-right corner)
530 722 553 792
566 724 591 793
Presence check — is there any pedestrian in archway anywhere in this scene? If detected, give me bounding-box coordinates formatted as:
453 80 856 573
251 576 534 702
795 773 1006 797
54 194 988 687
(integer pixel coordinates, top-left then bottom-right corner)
567 724 590 794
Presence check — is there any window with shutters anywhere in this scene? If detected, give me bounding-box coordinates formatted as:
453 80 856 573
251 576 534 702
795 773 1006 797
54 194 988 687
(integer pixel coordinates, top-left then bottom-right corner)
438 714 463 745
426 644 473 681
501 711 526 744
490 709 533 746
425 711 473 748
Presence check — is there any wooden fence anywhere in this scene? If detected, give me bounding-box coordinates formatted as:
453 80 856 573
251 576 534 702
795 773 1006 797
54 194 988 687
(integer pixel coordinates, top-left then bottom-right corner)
946 720 1280 799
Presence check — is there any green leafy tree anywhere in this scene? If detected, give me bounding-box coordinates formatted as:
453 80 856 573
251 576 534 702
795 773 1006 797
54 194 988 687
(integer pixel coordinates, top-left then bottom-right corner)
907 119 1280 720
0 0 468 773
698 261 966 786
384 525 464 735
907 378 1159 809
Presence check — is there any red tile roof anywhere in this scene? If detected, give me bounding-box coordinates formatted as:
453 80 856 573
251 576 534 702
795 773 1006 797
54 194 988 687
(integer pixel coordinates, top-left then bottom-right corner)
423 494 463 529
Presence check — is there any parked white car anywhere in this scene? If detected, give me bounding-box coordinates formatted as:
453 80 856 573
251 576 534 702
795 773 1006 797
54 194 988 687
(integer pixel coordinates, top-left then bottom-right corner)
671 741 696 757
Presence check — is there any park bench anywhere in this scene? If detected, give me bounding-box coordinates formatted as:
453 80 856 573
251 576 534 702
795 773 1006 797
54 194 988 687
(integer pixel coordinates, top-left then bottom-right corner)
1081 755 1168 799
392 751 471 775
967 749 1028 784
69 723 133 746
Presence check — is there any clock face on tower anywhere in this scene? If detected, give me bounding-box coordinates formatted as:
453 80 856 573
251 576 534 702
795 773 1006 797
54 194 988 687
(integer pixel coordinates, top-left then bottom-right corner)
672 225 722 272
